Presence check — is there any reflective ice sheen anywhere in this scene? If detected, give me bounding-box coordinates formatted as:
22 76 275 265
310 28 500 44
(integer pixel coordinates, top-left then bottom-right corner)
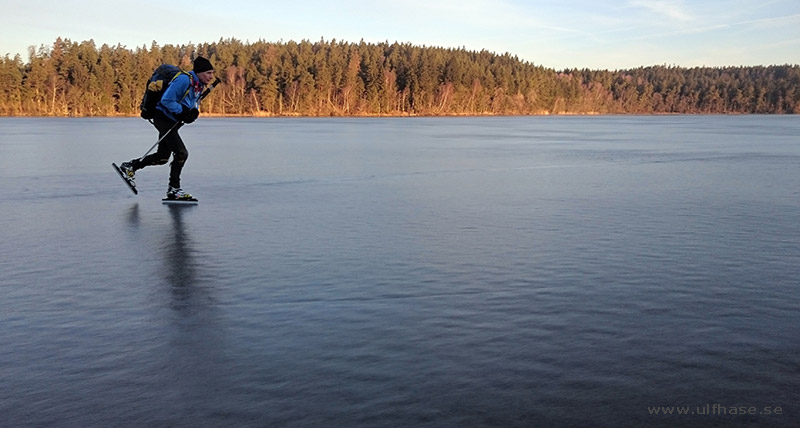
1 116 799 427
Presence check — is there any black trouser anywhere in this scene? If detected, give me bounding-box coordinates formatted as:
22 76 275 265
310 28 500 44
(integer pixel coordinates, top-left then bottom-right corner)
131 111 188 189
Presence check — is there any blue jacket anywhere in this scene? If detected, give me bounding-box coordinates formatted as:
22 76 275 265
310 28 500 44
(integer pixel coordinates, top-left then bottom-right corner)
156 71 205 121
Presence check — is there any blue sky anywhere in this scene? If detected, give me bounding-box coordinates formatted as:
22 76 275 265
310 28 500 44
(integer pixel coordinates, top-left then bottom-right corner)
2 0 798 70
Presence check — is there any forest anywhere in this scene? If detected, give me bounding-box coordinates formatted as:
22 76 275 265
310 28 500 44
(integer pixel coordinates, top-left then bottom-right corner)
0 37 799 117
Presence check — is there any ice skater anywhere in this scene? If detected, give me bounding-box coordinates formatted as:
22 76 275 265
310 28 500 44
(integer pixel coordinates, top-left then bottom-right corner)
117 56 215 201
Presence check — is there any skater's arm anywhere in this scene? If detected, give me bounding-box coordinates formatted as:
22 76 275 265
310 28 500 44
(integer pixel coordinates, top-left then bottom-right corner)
159 74 193 117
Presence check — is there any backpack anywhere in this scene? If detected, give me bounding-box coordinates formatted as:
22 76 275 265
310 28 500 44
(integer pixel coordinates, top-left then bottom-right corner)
139 64 193 120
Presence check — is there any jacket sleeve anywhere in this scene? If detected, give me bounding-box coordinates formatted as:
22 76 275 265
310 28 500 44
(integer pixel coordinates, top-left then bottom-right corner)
159 74 192 115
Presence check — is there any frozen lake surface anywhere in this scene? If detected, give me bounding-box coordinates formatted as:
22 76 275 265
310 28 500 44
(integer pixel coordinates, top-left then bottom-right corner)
1 116 799 427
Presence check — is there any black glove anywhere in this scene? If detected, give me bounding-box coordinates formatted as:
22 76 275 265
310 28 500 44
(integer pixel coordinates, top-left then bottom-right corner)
180 107 199 124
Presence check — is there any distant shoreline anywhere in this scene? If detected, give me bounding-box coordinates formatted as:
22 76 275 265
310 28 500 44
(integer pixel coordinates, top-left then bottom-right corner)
0 112 783 119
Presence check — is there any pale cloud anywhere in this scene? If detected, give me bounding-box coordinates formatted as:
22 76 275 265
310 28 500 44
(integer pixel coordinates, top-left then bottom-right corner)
625 11 800 40
377 0 574 33
629 0 693 21
741 12 800 28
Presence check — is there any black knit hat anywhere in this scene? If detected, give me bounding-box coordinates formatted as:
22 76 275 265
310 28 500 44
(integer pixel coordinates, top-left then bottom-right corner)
193 56 213 73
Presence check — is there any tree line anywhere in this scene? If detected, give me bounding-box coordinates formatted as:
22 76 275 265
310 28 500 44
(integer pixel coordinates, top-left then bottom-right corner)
1 37 798 117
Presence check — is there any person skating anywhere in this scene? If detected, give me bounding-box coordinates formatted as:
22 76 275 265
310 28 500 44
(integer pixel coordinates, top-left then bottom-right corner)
118 56 215 200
